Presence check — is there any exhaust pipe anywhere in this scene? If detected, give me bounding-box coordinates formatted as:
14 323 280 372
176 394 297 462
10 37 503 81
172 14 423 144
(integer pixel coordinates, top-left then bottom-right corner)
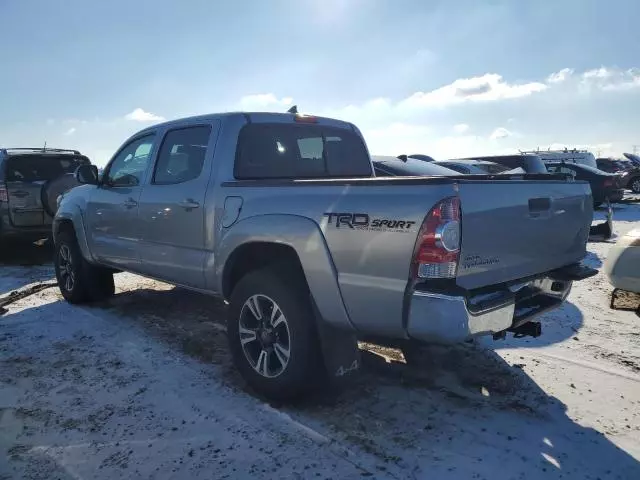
508 321 542 339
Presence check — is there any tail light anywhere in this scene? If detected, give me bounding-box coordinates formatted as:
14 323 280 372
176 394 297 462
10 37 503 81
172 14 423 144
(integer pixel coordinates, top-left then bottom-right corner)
0 184 7 203
411 196 461 279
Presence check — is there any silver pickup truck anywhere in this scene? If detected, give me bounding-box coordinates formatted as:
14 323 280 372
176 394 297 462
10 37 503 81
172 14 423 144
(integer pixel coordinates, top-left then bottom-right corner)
53 112 597 400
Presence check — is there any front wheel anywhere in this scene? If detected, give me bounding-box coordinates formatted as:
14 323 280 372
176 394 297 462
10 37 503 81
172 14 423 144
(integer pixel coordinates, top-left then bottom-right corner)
227 267 323 401
55 231 115 304
630 177 640 194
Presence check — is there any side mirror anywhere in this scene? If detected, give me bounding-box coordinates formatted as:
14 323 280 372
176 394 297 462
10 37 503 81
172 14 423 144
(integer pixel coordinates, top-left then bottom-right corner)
75 164 99 185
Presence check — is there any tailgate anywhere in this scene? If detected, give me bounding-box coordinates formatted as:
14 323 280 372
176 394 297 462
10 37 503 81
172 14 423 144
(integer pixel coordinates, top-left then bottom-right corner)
6 181 48 226
456 179 592 289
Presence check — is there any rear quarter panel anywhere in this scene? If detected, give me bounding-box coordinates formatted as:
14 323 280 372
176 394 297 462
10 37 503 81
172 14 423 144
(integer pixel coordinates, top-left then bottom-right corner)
217 181 457 337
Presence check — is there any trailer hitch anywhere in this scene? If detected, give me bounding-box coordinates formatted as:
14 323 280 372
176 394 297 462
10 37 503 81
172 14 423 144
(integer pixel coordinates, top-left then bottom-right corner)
508 321 542 339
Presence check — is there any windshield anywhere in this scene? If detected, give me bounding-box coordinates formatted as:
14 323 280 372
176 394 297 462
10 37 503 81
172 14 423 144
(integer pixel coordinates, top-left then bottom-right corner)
549 163 612 175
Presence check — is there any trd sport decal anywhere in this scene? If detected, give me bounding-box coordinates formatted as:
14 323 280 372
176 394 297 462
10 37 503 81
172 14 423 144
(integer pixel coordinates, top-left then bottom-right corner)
323 213 416 232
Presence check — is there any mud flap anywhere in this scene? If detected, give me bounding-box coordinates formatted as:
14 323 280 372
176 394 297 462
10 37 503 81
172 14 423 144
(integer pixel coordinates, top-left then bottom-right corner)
589 199 613 240
311 299 360 388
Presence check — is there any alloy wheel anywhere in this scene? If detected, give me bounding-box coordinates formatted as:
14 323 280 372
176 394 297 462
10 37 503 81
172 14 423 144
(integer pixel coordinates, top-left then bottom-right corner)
58 244 76 292
238 294 291 378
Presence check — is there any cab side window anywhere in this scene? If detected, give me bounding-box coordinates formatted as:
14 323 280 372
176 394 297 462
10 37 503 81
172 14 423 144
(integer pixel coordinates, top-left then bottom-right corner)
153 126 211 185
105 135 156 187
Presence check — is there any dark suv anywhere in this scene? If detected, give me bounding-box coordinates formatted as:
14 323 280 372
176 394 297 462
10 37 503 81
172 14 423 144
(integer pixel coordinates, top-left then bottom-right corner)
0 148 90 242
596 157 640 194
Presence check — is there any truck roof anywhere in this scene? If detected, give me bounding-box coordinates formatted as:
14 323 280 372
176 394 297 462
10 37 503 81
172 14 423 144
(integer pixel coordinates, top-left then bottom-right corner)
0 147 82 157
135 112 355 136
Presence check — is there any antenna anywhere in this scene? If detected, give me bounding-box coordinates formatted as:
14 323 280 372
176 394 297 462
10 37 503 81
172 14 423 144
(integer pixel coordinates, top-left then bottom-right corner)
287 105 298 114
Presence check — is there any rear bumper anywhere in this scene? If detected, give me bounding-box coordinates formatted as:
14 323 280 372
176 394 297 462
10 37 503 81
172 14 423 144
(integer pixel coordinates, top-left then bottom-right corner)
0 213 52 241
406 263 597 343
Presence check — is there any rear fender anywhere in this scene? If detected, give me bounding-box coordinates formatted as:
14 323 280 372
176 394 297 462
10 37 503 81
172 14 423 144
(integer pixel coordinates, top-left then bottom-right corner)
211 214 355 331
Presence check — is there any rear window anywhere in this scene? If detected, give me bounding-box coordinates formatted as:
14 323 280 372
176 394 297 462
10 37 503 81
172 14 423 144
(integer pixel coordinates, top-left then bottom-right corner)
468 155 547 174
5 155 89 182
478 162 509 174
434 162 469 174
372 158 458 176
234 123 372 179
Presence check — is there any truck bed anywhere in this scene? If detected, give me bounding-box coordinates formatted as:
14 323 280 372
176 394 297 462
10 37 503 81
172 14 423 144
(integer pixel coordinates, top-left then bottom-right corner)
222 175 592 337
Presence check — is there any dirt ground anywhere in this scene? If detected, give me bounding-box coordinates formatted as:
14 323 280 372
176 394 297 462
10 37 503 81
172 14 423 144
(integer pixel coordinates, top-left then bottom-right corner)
1 203 639 479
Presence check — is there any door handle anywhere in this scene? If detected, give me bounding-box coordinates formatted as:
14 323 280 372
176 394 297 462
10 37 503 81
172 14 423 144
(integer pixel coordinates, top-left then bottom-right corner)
123 198 138 208
178 199 200 210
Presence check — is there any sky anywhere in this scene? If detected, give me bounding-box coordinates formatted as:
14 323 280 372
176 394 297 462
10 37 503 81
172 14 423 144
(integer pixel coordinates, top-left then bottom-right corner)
1 0 639 166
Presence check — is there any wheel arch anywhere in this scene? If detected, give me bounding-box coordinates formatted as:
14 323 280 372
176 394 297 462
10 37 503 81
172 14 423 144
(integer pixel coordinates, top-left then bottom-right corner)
213 214 354 331
53 207 93 263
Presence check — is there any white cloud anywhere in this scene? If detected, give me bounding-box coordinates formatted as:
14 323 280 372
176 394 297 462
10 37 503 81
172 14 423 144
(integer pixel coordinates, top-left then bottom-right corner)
547 68 574 84
64 127 76 136
399 73 547 109
369 122 431 137
124 108 165 122
238 94 293 111
453 123 469 134
580 67 640 91
364 127 517 159
489 127 512 140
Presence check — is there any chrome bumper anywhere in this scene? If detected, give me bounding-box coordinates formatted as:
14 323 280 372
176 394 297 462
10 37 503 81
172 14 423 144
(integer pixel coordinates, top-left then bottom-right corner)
406 277 573 343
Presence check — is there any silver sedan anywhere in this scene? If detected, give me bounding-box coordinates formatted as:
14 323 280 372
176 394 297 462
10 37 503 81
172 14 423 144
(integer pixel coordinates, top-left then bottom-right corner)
605 228 640 294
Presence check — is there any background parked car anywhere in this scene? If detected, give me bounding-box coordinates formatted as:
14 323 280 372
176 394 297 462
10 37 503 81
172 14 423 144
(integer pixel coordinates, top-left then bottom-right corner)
623 152 640 168
0 148 89 243
406 154 436 162
545 162 624 207
456 154 548 174
523 149 598 169
596 157 633 173
605 227 640 295
371 155 459 176
433 159 509 174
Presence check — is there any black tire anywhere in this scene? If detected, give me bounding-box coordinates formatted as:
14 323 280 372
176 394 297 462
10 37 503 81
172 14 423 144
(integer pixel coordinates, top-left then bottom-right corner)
400 341 428 367
227 266 323 401
54 230 115 304
629 177 640 194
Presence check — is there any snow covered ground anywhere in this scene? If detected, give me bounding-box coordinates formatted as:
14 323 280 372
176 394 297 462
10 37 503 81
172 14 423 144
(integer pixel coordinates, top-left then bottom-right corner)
1 203 639 479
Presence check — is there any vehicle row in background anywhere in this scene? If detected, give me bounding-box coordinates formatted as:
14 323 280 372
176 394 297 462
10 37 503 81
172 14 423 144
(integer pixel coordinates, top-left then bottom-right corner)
545 162 624 207
405 153 548 173
597 157 640 193
0 148 89 243
521 148 598 168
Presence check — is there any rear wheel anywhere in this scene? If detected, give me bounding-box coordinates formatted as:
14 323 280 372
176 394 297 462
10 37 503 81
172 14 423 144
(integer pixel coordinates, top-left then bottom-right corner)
227 267 323 401
55 230 115 303
630 177 640 194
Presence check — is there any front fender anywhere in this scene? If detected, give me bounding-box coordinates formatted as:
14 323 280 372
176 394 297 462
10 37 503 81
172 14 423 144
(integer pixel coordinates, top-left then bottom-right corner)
210 214 355 331
53 198 94 263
